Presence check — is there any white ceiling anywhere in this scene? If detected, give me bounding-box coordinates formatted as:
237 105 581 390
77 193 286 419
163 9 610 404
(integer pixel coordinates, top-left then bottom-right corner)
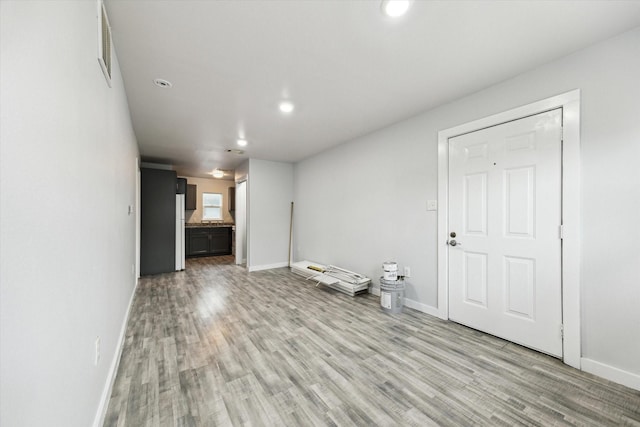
105 0 640 178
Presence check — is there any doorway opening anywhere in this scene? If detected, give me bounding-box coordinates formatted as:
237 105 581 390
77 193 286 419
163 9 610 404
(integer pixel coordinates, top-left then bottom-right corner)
235 180 247 266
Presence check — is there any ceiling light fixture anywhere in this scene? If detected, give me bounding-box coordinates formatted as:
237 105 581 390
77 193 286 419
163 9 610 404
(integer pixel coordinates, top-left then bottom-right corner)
212 169 224 179
237 138 248 147
279 101 295 114
153 78 173 88
381 0 412 18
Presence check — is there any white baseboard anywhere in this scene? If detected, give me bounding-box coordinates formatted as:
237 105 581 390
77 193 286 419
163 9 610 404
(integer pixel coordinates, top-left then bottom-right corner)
248 261 289 272
581 358 640 391
403 297 440 318
369 287 440 318
373 290 640 392
92 277 139 427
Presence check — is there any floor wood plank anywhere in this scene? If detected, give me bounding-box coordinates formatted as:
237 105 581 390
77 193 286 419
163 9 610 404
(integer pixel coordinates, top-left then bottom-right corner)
104 256 640 426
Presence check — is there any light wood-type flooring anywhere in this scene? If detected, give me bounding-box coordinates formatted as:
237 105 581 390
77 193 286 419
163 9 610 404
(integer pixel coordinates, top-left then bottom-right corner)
104 256 640 426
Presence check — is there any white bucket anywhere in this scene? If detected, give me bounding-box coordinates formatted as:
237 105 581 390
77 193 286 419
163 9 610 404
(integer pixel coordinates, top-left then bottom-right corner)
380 277 405 314
382 261 398 281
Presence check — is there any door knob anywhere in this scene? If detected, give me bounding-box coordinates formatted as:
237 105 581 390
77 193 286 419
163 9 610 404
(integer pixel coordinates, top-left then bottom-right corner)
449 239 461 246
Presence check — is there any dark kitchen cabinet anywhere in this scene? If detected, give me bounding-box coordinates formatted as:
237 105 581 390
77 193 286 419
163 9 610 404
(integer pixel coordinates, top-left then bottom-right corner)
228 186 235 212
209 228 231 253
176 178 187 194
187 228 210 256
141 168 177 275
186 227 232 257
186 184 197 210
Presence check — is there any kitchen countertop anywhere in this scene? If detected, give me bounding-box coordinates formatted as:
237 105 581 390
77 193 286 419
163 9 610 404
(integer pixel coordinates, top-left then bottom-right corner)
186 223 235 228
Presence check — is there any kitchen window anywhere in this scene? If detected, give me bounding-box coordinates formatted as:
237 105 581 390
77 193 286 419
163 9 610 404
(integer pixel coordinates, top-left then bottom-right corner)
202 192 223 220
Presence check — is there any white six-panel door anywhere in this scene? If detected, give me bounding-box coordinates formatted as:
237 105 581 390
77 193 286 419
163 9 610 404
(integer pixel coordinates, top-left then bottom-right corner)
448 109 563 357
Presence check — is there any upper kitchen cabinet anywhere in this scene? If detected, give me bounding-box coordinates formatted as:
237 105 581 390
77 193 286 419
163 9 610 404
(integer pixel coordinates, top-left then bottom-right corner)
176 178 187 194
186 184 197 210
228 186 235 212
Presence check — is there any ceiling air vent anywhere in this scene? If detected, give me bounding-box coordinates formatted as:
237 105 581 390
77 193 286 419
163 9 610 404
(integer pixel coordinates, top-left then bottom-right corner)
226 149 245 155
97 1 112 87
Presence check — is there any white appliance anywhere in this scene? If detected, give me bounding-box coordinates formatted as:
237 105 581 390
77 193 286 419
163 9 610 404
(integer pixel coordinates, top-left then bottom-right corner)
175 194 185 270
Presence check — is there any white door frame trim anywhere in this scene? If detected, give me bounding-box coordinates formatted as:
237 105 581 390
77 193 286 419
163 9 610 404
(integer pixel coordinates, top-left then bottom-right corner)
235 179 248 266
437 90 581 369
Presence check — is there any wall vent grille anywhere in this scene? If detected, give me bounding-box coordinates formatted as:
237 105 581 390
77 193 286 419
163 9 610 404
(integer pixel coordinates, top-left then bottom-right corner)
98 1 112 87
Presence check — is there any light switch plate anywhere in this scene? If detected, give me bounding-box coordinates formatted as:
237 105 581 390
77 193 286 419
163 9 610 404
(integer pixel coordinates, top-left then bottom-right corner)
427 200 437 211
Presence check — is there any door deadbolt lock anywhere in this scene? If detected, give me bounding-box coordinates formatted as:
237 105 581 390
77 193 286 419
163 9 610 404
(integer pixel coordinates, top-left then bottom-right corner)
450 232 456 238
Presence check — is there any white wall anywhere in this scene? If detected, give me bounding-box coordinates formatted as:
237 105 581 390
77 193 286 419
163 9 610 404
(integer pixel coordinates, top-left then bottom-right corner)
294 27 640 380
0 2 139 426
293 113 438 306
248 159 294 271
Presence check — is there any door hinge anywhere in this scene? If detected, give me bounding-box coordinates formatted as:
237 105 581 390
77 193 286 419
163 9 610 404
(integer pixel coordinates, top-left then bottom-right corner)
559 225 565 239
560 324 564 339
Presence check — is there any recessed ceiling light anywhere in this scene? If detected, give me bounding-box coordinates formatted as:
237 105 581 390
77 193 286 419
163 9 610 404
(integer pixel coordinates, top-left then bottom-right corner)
279 101 295 114
212 169 224 179
153 78 172 88
381 0 412 18
237 138 248 147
